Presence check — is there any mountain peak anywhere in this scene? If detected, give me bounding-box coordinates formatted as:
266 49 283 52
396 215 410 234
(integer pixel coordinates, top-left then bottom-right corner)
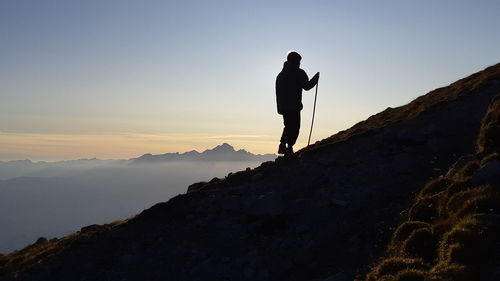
133 143 274 163
209 143 235 152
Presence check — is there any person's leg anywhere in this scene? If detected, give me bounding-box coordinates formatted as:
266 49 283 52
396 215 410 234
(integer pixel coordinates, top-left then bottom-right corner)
280 111 301 155
279 113 291 154
288 111 301 147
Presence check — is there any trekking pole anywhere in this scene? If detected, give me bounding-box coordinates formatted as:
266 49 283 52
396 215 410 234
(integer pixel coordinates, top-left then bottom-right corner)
307 80 319 146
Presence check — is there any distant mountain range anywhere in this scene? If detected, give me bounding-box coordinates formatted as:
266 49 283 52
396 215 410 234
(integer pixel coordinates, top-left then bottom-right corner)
0 144 276 179
133 143 276 163
0 143 275 165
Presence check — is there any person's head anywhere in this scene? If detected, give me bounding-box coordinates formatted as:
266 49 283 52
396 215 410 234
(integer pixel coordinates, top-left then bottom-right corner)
286 51 301 68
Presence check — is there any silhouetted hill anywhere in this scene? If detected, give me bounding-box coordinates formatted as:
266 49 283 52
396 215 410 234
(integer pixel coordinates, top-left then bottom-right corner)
133 143 276 163
1 63 500 281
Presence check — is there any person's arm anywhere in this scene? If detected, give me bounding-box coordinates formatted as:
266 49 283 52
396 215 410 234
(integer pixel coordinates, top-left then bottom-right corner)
301 70 320 91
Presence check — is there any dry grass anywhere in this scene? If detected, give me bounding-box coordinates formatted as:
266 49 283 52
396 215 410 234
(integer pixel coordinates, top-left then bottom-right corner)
419 178 452 198
366 177 500 280
480 152 500 166
0 220 126 276
366 257 429 281
391 222 430 247
366 89 500 280
400 228 437 262
0 233 83 275
408 194 441 222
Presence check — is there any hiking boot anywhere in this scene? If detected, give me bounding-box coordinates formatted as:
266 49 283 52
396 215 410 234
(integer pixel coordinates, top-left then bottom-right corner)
284 145 294 157
278 143 287 154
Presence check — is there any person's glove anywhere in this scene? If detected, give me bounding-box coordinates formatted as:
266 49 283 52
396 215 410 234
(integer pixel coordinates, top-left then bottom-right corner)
312 72 320 84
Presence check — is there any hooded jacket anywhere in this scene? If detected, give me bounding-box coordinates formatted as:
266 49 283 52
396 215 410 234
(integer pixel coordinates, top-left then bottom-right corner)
275 61 317 115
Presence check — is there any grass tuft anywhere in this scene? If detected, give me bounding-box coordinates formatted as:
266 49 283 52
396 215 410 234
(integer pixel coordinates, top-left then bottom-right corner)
445 186 493 217
480 152 500 166
394 269 426 281
455 195 500 218
408 195 440 222
419 177 452 198
430 263 474 281
439 217 492 265
454 161 479 181
392 221 430 246
400 228 437 262
365 258 429 281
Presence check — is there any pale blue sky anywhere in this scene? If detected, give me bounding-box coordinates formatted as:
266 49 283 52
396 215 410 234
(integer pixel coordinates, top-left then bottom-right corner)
1 0 500 160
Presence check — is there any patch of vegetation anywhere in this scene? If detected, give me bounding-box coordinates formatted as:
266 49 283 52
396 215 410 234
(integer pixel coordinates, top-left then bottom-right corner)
430 263 473 281
439 216 498 265
366 128 500 281
455 194 500 218
454 161 479 181
480 152 500 166
394 269 426 281
408 194 440 222
366 177 500 280
400 228 437 262
419 177 452 198
0 233 82 275
444 186 492 216
391 221 430 246
0 220 125 276
365 258 429 281
443 181 469 200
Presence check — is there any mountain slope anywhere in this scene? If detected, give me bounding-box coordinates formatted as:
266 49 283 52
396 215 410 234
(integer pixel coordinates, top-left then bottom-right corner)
365 94 500 281
1 63 500 281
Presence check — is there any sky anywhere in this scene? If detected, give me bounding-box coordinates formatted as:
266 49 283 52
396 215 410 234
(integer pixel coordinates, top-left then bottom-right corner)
1 0 500 161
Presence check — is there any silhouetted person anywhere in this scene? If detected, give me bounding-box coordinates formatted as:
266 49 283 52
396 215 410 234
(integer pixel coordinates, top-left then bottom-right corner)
276 51 319 156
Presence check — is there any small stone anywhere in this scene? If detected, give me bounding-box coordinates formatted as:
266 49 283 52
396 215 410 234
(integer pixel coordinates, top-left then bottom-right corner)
80 224 108 233
187 182 207 193
209 177 222 184
35 237 48 245
259 161 274 169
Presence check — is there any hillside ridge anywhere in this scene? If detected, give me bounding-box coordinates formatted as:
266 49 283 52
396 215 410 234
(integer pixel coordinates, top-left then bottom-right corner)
301 63 500 156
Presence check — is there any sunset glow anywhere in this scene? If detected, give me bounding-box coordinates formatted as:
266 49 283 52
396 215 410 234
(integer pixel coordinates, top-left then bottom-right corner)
1 1 500 161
